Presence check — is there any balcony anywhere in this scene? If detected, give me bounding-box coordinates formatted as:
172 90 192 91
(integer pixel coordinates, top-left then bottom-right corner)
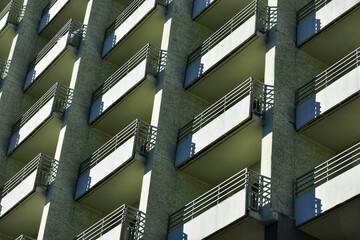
15 235 36 240
74 205 145 240
38 0 87 39
175 78 265 184
102 0 167 66
185 0 268 103
296 47 360 152
168 169 274 240
295 142 360 239
297 0 360 65
75 119 155 213
24 19 84 98
0 0 23 57
0 56 10 84
192 0 257 31
7 83 72 163
90 44 161 135
0 154 55 238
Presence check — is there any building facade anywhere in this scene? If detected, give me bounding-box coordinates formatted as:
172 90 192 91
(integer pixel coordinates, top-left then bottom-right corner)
0 0 359 239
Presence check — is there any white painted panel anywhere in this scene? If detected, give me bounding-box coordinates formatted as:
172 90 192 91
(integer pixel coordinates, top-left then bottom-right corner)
24 32 69 90
175 95 251 166
0 12 9 31
168 189 247 240
97 224 122 240
184 15 256 87
89 59 147 123
297 0 360 45
7 97 55 154
75 136 136 199
192 0 216 19
38 0 70 32
0 170 37 217
102 0 156 57
296 164 360 225
296 66 360 129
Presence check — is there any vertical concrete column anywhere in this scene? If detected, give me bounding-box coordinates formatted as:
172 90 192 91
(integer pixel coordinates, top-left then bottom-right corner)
0 0 48 184
138 1 214 239
36 1 120 239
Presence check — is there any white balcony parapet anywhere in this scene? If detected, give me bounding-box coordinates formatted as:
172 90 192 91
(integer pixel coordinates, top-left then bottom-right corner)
0 153 55 218
295 142 360 226
175 78 265 169
168 168 272 239
7 83 72 157
102 0 167 60
15 235 36 240
74 205 145 240
75 119 155 200
184 0 268 91
0 0 23 32
297 0 360 46
89 44 162 125
24 19 84 93
296 46 360 130
38 0 70 34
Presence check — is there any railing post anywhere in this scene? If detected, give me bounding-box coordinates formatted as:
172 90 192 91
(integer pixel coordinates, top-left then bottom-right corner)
120 205 128 240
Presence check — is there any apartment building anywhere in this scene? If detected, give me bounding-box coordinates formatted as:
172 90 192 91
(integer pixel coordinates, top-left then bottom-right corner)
0 0 359 239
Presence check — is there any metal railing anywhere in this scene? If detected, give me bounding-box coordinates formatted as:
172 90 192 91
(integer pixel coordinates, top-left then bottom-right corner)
178 77 265 143
28 18 84 70
187 0 268 66
11 82 72 134
104 0 167 39
0 153 55 199
296 142 360 197
74 204 145 240
296 46 360 105
297 0 331 24
0 56 10 79
92 44 162 102
15 235 37 240
79 119 154 175
168 168 271 232
0 0 24 26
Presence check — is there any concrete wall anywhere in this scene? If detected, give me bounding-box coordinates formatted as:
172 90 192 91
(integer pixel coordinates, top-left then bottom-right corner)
38 0 70 33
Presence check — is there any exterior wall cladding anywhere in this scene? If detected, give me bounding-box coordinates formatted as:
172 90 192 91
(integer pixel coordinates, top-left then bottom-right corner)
0 0 359 239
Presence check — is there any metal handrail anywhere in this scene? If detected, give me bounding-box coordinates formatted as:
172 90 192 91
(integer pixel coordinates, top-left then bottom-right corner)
74 204 146 240
187 0 268 66
178 77 265 143
297 0 331 24
79 119 154 175
296 46 360 105
28 18 84 70
104 0 168 39
168 168 271 232
0 0 24 26
0 153 55 199
0 56 10 79
15 235 37 240
92 44 162 102
295 142 360 197
11 82 72 134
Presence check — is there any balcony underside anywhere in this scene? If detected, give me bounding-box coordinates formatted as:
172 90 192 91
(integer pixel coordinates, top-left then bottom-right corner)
299 195 360 240
91 77 156 136
25 48 76 98
77 158 145 214
193 0 253 30
9 115 62 163
187 36 265 103
0 191 46 239
0 25 15 58
40 0 87 39
300 94 360 152
299 6 360 65
103 7 165 66
179 120 262 185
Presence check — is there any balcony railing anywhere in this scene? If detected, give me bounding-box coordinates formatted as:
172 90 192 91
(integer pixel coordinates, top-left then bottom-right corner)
178 77 265 143
92 44 161 103
79 119 153 175
74 205 145 240
297 0 331 24
187 0 268 66
41 0 59 18
0 56 10 79
15 235 37 240
168 168 271 232
296 142 360 197
296 47 360 105
0 0 24 27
